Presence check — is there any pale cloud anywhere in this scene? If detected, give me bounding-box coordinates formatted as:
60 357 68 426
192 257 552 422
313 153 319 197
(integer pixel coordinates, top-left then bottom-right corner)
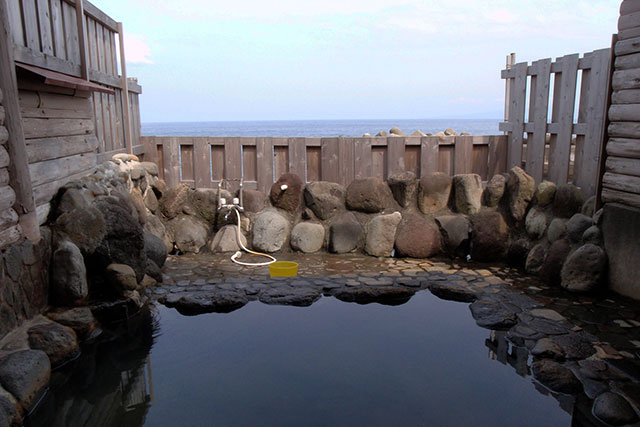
123 32 153 65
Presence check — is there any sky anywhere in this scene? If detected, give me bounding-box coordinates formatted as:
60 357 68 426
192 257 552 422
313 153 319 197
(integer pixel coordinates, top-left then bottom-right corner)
91 0 621 123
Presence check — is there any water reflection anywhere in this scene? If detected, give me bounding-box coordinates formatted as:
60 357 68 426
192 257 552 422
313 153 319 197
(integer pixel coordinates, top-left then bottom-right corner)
25 307 158 427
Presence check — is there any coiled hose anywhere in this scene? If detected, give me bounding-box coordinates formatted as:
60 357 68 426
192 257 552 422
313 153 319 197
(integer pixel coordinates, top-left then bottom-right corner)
229 207 277 267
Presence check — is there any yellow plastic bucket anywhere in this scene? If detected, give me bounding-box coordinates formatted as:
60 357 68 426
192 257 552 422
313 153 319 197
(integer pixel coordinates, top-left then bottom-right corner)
269 261 298 277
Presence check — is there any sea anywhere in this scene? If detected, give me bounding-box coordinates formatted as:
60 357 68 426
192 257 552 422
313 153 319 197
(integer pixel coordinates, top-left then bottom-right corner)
141 119 501 137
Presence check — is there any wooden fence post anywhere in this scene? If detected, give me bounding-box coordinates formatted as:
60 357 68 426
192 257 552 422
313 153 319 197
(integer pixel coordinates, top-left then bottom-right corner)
117 22 132 154
74 0 89 80
0 1 39 241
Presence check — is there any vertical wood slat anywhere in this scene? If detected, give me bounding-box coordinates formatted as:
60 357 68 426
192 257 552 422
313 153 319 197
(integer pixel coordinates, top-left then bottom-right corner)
224 138 242 187
102 26 113 75
242 143 257 183
50 0 65 59
404 138 421 176
74 0 88 78
101 93 112 151
179 139 194 182
35 0 53 55
420 136 439 176
87 17 97 69
193 137 210 188
210 139 225 181
548 53 580 184
321 138 339 183
526 58 552 183
372 146 388 179
7 0 24 46
22 0 40 50
163 137 179 188
354 137 372 179
288 137 305 179
256 137 273 193
454 135 473 174
338 137 355 186
575 49 611 196
507 62 528 169
62 2 79 64
95 21 104 73
306 143 321 182
117 23 132 153
387 137 405 177
272 138 288 181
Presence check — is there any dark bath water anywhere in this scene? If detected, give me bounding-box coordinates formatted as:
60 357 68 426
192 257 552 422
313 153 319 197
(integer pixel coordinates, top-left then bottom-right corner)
26 292 570 426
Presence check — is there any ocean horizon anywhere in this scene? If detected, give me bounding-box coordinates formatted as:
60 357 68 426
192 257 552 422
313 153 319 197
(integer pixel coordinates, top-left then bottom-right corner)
142 118 501 138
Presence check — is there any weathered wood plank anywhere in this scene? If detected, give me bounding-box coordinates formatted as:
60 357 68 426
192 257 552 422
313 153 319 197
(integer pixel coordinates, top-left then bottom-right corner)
29 152 96 186
22 0 41 50
62 1 80 65
613 69 640 90
32 163 95 205
606 138 640 158
615 52 640 70
603 172 640 194
0 185 16 211
242 143 257 183
13 45 81 78
454 135 473 174
620 26 640 42
161 137 179 188
371 146 388 180
87 17 97 70
224 138 242 190
338 137 355 186
19 90 92 111
471 143 489 180
420 137 439 176
548 53 579 184
192 137 210 188
619 11 640 31
82 0 117 32
256 137 274 193
609 121 640 138
615 36 640 57
354 137 372 179
7 0 24 46
321 138 339 182
20 106 93 119
488 135 508 177
601 187 640 209
22 117 94 139
526 58 552 183
50 0 65 59
36 0 54 55
179 141 194 181
610 104 640 121
507 62 528 169
404 139 421 176
606 156 640 177
612 89 640 104
621 0 640 16
387 136 405 177
288 137 306 179
0 208 19 231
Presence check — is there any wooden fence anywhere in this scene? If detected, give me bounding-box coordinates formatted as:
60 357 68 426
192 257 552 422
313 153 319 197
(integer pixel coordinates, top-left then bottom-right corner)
500 48 612 197
141 135 508 193
6 0 142 160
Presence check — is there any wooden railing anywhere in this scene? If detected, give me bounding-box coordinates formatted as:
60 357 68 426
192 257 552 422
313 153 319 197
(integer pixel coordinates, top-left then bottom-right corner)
6 0 142 159
500 48 611 197
141 135 508 193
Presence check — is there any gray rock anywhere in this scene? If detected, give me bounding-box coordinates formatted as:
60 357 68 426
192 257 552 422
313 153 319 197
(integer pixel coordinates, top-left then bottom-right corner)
539 239 571 285
168 214 210 254
242 189 266 213
160 183 191 219
553 184 584 218
346 177 393 213
188 188 220 223
435 215 471 256
365 212 402 257
270 173 303 213
164 291 248 315
151 177 167 199
145 258 163 283
144 232 168 267
56 187 92 214
27 322 79 367
375 130 388 137
525 243 547 275
51 240 88 305
470 211 509 262
453 174 483 215
531 338 565 360
531 359 582 394
144 214 172 253
129 188 147 224
525 207 548 239
0 386 20 427
593 392 639 426
582 225 602 245
561 243 607 292
395 213 442 258
444 128 458 136
418 172 452 214
290 222 325 253
566 213 593 242
47 307 97 338
547 218 566 243
409 130 426 137
389 126 405 136
582 195 596 218
105 263 138 292
469 300 517 329
535 181 557 206
140 161 158 176
507 166 535 221
259 287 321 307
252 210 289 253
304 181 345 220
328 212 363 253
427 281 477 303
54 206 106 255
209 225 247 253
143 188 158 213
387 171 418 208
550 332 596 360
0 350 50 409
483 174 506 207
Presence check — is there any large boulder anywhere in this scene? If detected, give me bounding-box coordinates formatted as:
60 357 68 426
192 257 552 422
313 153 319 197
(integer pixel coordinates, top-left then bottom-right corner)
453 174 483 215
304 181 345 220
531 360 582 394
27 322 79 367
566 213 593 243
209 225 247 253
470 211 509 261
435 215 471 256
51 240 87 305
188 188 220 222
387 171 418 208
593 392 639 426
290 222 325 253
507 166 535 221
525 207 548 240
365 212 402 257
395 213 442 258
168 214 210 254
345 177 393 213
483 174 506 207
160 183 191 219
129 188 147 224
546 218 566 243
553 184 584 218
241 189 265 213
525 243 547 274
389 126 406 136
54 205 106 255
0 350 50 409
105 263 138 292
144 232 168 267
328 212 362 253
144 214 172 252
252 210 289 253
539 239 571 286
418 173 452 214
270 173 303 213
535 181 557 207
143 188 158 213
0 386 20 426
560 243 607 292
47 307 97 339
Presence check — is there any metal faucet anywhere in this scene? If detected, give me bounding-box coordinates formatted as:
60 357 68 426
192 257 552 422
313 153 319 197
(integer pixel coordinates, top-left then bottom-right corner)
217 178 244 212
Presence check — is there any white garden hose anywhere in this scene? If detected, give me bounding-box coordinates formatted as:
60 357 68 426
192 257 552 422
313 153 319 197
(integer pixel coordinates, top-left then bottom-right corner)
229 207 277 267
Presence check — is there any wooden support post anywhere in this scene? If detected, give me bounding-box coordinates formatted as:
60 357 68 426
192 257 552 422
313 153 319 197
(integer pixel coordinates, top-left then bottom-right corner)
117 22 133 154
504 53 516 128
75 0 89 80
0 1 39 241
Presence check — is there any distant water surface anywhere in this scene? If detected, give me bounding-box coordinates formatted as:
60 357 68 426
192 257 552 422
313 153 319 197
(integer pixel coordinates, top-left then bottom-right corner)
142 119 500 137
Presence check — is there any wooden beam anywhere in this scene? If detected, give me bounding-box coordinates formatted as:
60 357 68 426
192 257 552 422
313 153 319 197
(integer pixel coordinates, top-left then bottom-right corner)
0 1 39 241
117 22 133 153
74 0 90 80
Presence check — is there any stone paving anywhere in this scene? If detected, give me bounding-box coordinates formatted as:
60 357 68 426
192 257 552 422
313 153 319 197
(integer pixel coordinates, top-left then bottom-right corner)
151 252 640 425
